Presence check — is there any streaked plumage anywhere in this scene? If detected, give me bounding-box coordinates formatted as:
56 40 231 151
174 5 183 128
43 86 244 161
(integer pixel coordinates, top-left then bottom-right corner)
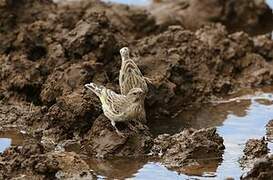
85 82 146 135
119 47 148 95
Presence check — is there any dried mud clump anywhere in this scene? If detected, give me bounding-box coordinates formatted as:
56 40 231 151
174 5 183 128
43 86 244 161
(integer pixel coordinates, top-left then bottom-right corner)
150 127 224 172
0 102 44 128
253 34 273 61
81 115 153 158
40 90 101 141
242 155 273 180
240 138 269 167
0 140 57 179
0 140 94 179
61 13 124 60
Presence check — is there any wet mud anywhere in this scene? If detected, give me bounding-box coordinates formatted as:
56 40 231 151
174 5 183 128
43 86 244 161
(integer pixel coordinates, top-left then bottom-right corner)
0 0 273 179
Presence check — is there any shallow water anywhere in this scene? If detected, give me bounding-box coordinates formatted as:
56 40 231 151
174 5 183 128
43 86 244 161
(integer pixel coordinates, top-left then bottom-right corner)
82 86 273 180
267 0 273 10
0 130 25 153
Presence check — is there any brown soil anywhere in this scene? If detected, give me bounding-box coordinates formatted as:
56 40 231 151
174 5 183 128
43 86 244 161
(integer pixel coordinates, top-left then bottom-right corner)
0 0 273 179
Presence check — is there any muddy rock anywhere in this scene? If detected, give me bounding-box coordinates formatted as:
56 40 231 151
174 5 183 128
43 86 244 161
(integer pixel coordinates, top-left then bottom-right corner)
150 0 273 34
41 90 101 141
253 34 273 61
40 61 96 104
81 115 153 158
242 155 273 180
0 0 55 35
62 12 125 60
150 127 224 172
266 119 273 141
0 139 94 179
0 102 44 128
240 138 269 167
60 0 157 40
136 24 273 117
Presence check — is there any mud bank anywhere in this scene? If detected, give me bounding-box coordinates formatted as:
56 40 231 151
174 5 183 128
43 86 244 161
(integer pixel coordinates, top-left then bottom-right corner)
150 0 273 35
0 0 273 179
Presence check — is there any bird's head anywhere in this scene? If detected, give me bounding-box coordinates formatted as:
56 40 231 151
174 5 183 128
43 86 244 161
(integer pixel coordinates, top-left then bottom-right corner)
127 88 145 102
120 47 130 60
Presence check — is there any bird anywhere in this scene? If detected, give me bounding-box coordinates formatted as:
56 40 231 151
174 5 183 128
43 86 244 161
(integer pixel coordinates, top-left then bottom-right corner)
119 47 149 95
85 82 146 136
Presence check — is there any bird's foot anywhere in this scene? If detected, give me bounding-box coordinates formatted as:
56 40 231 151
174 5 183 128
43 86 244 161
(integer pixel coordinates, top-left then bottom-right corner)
128 121 139 133
115 129 125 137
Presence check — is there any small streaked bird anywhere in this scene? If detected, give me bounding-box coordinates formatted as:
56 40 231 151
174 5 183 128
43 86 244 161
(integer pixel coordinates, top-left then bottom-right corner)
119 47 149 95
85 82 146 136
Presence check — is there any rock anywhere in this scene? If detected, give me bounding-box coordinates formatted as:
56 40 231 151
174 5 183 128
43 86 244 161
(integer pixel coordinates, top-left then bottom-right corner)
150 127 225 172
62 13 124 60
242 155 273 180
81 115 153 158
0 140 95 179
240 138 269 167
253 34 273 61
266 119 273 141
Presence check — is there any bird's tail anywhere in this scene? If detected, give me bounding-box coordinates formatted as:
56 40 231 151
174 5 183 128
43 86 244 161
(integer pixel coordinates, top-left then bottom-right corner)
84 82 104 97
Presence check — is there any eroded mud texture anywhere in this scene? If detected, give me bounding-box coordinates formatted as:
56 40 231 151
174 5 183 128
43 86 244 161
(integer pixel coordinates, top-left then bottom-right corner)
240 138 269 168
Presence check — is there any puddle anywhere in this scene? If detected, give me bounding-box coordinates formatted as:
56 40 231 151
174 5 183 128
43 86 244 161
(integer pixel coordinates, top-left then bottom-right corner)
0 130 26 153
82 86 273 179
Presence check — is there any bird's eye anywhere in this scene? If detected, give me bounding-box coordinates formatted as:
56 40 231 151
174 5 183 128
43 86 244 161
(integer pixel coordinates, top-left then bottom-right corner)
80 70 87 75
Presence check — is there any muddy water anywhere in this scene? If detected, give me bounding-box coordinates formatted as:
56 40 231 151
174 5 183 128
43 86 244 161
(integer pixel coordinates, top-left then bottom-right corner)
0 130 25 153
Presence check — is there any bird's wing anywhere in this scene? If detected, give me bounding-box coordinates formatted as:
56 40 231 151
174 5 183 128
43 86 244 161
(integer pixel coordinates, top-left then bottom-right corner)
101 88 127 114
120 59 143 80
119 59 147 94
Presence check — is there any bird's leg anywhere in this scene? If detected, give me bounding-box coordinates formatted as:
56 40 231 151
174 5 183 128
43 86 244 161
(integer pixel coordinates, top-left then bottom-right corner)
111 120 124 137
127 120 139 133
